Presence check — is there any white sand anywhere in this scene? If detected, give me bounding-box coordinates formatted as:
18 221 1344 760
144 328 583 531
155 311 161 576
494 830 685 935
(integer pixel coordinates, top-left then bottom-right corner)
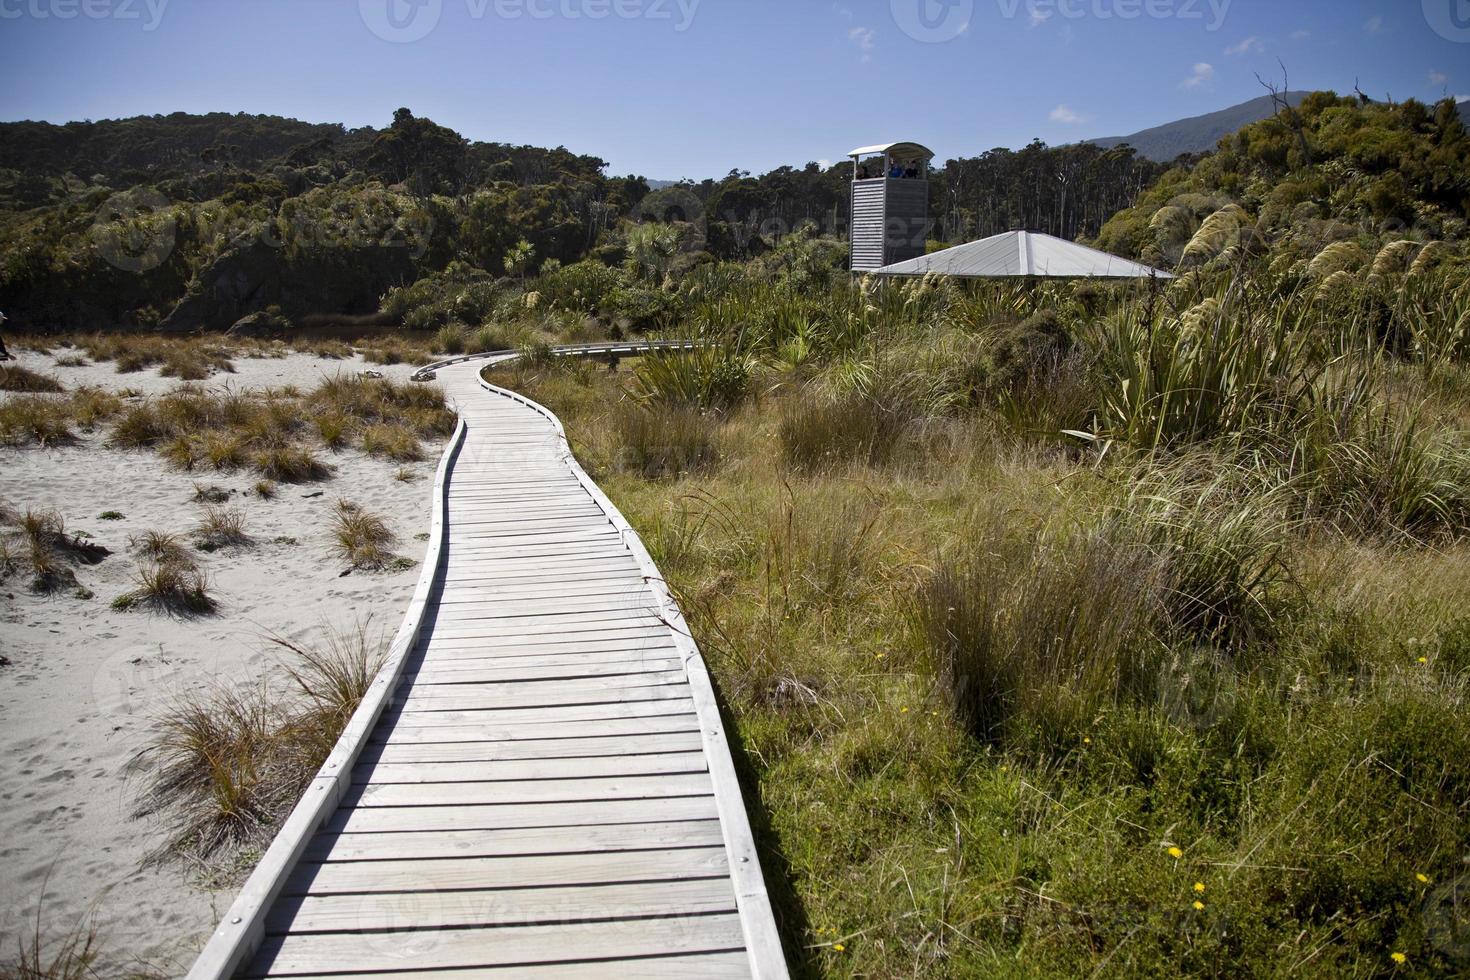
0 349 446 974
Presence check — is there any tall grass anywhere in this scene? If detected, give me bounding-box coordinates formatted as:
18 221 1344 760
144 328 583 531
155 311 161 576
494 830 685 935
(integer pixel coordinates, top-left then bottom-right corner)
131 621 386 862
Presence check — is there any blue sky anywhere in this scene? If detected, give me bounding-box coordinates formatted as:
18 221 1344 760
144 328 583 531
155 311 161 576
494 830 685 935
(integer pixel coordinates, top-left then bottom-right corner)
0 0 1466 179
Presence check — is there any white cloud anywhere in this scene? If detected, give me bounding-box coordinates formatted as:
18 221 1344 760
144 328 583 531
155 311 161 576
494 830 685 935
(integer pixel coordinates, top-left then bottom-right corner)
817 159 833 170
1180 62 1216 90
1363 15 1383 36
1225 36 1264 56
1458 95 1470 104
847 26 876 62
1049 104 1089 125
1430 70 1449 86
1290 29 1311 40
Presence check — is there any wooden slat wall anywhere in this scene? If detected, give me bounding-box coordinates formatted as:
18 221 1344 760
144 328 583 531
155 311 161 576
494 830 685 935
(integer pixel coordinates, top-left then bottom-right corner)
189 349 788 980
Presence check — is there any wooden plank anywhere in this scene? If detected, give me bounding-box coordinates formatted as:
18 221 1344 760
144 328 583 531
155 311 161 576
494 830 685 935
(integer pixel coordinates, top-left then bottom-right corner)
395 683 691 714
350 772 715 808
426 614 668 640
365 731 705 764
354 751 707 785
246 912 746 976
408 656 683 685
368 714 701 745
265 877 738 935
249 951 753 979
430 599 662 624
283 846 729 896
418 638 678 663
435 579 650 604
381 699 699 728
329 794 719 834
303 820 725 863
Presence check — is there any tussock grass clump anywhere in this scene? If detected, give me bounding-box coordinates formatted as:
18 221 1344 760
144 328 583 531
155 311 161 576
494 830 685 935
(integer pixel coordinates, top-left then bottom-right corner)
131 530 190 565
0 508 109 592
131 621 386 861
0 364 65 393
778 389 906 471
0 396 73 446
914 514 1164 750
329 500 398 569
360 422 422 462
112 557 215 616
612 401 720 479
252 444 330 483
434 323 467 355
159 343 235 381
193 505 251 551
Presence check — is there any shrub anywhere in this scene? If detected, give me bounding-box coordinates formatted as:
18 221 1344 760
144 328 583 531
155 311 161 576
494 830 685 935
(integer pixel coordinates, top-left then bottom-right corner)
434 323 467 355
630 348 752 412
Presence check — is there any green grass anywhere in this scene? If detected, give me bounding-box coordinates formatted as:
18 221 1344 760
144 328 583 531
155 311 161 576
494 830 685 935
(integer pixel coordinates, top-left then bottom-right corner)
492 283 1470 976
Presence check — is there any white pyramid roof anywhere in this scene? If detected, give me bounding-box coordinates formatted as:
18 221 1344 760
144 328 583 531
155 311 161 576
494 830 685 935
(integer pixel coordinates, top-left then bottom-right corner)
873 230 1173 279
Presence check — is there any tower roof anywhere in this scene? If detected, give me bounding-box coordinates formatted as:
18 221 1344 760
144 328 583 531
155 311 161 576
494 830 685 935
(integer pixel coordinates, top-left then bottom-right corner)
848 141 935 160
871 230 1173 279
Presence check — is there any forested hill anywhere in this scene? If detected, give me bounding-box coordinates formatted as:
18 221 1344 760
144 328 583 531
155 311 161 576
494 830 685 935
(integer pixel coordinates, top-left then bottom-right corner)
3 94 1462 333
1087 92 1311 162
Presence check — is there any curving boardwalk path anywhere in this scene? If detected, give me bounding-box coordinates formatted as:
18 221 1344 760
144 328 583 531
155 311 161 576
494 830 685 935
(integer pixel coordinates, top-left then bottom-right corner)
189 350 785 979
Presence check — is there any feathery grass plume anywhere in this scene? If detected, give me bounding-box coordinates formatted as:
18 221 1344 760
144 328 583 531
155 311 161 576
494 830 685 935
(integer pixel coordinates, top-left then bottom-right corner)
1313 268 1358 303
329 499 398 569
1180 204 1250 267
1408 240 1452 277
1369 240 1420 280
1147 203 1197 263
0 395 73 447
1307 240 1368 278
0 364 66 393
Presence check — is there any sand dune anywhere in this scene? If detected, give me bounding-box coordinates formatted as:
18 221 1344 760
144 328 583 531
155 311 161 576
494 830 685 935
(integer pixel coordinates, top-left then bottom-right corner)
0 349 445 974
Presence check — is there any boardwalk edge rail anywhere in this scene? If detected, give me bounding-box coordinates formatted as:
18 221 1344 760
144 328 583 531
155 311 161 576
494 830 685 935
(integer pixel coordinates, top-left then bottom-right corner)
188 342 787 979
186 412 468 980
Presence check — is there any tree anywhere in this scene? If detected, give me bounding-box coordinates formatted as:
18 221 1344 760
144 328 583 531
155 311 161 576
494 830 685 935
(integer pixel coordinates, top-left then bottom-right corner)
504 238 535 286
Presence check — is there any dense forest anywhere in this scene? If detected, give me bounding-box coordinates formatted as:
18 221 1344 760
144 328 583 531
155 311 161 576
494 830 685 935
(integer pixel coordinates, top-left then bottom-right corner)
0 107 1167 331
0 95 1465 334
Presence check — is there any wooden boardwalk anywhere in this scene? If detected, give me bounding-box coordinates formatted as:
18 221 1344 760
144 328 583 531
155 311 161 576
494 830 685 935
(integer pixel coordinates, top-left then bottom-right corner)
189 350 785 979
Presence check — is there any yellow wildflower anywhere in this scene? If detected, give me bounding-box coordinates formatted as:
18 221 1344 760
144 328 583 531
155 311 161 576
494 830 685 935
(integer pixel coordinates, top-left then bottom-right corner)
1194 882 1206 893
1418 657 1429 665
834 943 846 953
1416 873 1431 884
1193 901 1205 911
1391 952 1407 964
1168 846 1184 859
1083 737 1093 745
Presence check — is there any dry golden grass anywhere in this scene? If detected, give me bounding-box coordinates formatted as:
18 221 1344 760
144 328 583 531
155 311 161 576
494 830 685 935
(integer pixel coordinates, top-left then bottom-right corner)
111 556 215 616
0 364 65 393
0 508 109 593
193 505 251 551
329 499 398 570
131 620 386 861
